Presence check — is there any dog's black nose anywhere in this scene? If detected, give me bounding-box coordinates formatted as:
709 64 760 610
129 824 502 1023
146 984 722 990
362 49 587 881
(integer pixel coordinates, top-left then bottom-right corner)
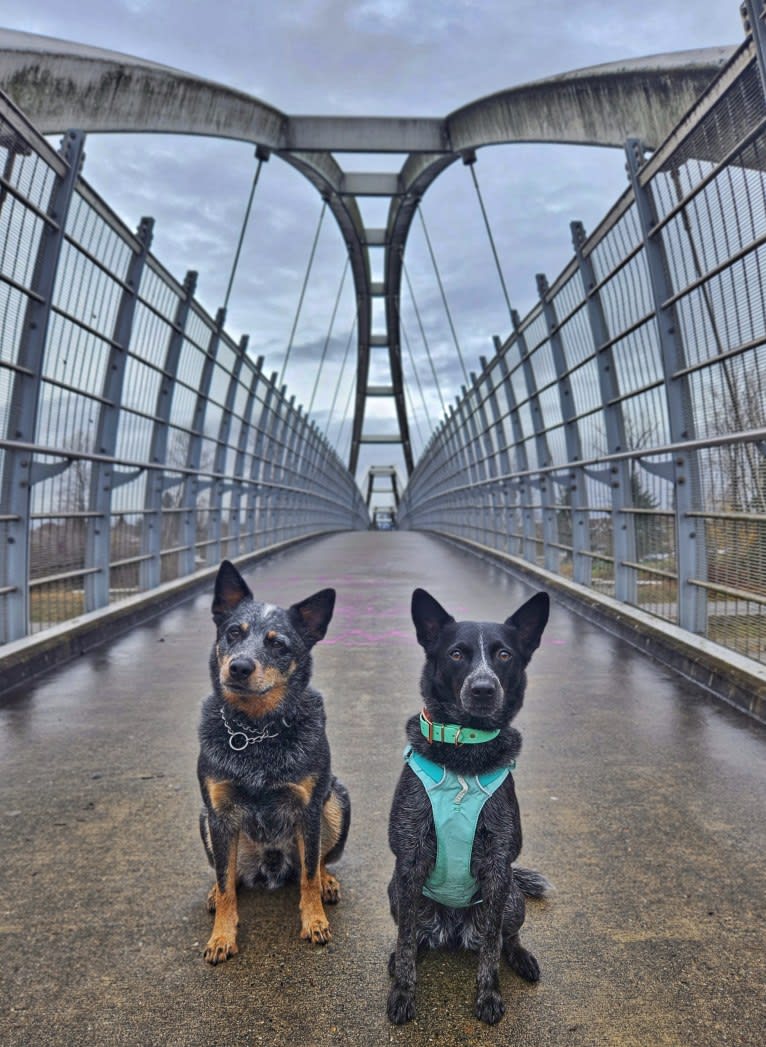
470 677 497 700
228 657 255 680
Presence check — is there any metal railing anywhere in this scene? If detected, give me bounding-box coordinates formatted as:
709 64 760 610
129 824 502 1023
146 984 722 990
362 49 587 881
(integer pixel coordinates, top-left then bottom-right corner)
0 97 367 645
399 35 766 668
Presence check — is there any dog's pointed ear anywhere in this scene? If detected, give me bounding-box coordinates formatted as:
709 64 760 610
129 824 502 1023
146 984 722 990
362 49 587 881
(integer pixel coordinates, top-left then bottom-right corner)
505 591 549 660
411 588 454 650
212 560 252 626
289 588 336 647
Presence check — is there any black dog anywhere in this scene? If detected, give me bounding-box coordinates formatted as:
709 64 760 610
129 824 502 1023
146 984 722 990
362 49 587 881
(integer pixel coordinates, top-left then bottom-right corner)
197 560 350 964
387 587 550 1024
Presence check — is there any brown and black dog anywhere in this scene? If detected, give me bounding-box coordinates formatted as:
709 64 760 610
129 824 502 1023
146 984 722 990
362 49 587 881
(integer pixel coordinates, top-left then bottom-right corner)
197 560 350 963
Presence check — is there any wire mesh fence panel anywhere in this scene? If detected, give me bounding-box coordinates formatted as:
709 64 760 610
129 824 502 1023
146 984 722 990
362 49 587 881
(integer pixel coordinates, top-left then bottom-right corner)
0 98 367 645
399 40 766 669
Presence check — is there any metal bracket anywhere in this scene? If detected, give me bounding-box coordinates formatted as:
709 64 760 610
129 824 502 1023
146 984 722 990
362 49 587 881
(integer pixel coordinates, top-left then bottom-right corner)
28 459 71 485
109 467 145 490
583 465 616 486
637 458 675 482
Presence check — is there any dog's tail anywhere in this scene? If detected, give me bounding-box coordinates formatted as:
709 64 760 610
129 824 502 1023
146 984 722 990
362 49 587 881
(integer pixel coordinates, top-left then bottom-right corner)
513 865 554 898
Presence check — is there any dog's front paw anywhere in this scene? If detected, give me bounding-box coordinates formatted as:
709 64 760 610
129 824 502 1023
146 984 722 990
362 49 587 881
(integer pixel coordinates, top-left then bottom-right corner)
203 934 238 965
321 870 341 904
505 943 540 982
300 914 331 945
475 988 505 1025
387 985 416 1025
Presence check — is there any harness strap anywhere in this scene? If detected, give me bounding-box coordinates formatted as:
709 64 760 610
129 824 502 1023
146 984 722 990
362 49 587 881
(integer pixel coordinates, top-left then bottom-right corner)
404 746 513 908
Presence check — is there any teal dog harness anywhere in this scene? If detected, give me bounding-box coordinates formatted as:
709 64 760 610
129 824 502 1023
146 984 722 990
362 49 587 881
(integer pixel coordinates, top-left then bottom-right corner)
404 745 514 908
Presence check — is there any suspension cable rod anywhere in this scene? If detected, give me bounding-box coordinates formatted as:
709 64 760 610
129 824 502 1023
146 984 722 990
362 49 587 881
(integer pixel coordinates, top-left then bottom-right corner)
223 147 268 314
308 256 349 416
335 362 358 458
465 157 514 328
402 360 427 453
325 313 357 434
279 199 328 387
401 317 435 431
416 204 469 385
401 257 447 414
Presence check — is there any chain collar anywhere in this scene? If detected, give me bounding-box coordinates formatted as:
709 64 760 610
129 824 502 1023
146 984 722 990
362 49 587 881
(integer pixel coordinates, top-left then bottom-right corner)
219 706 280 751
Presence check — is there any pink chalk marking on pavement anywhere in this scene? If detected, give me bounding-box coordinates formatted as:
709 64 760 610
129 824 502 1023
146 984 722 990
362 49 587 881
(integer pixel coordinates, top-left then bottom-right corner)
323 627 411 646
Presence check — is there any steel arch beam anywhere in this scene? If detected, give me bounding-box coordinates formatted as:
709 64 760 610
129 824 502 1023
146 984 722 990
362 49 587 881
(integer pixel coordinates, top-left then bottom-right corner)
0 28 735 476
0 30 733 151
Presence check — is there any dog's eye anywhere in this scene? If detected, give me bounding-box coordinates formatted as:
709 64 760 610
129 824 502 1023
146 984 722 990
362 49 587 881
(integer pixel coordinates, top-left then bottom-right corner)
497 649 512 662
449 648 463 662
226 625 242 642
268 635 287 652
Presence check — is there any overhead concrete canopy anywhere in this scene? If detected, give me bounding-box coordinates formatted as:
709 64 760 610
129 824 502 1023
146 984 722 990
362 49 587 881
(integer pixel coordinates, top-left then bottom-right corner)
0 28 736 474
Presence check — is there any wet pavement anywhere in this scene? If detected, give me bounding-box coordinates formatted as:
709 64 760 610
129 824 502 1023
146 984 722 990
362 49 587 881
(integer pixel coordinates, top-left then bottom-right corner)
1 531 765 1047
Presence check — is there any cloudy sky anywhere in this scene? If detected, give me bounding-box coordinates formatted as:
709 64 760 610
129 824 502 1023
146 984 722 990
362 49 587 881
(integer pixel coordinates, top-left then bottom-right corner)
0 0 746 488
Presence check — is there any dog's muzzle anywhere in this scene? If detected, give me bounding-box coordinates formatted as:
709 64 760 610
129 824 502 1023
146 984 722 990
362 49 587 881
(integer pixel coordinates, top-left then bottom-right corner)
460 670 502 712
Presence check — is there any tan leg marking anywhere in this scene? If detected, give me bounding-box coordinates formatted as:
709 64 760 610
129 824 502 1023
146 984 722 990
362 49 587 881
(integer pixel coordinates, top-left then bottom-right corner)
296 833 331 945
319 791 344 903
320 863 341 904
288 775 317 807
206 779 234 813
204 835 239 964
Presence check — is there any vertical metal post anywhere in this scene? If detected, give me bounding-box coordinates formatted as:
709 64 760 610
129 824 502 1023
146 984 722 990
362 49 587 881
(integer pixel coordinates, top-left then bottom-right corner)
742 0 766 94
514 311 559 571
209 334 247 564
298 414 317 534
86 215 154 607
458 387 482 541
469 369 496 547
282 404 307 541
306 421 325 529
571 220 637 603
1 130 86 640
180 308 224 575
625 138 707 634
536 273 591 586
270 394 292 542
248 373 279 547
459 388 484 486
136 268 196 597
480 354 512 555
493 337 534 560
299 421 316 532
262 388 291 544
231 354 262 556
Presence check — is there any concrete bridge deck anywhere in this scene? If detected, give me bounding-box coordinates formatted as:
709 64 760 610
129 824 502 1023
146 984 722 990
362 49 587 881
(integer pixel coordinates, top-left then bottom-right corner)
1 532 764 1047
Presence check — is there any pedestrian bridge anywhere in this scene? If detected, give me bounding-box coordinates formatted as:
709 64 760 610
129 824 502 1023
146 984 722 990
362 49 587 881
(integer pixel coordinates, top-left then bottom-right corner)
1 15 766 1047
